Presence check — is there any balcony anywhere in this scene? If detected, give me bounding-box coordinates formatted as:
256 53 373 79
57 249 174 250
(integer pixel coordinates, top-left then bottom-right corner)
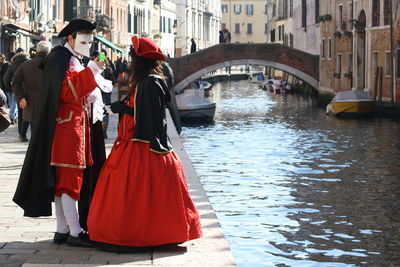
96 14 112 32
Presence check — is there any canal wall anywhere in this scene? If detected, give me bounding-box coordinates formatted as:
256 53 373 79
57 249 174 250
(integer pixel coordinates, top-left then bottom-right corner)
203 73 249 84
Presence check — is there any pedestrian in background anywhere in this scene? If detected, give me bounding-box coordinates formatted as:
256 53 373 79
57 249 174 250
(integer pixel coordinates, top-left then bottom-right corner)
190 38 197 53
12 41 51 135
87 35 202 251
1 53 17 124
223 29 231 43
219 30 224 43
0 88 11 132
3 48 30 141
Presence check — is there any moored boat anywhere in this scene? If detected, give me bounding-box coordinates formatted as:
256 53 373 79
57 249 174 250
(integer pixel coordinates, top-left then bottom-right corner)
175 88 216 122
326 90 375 116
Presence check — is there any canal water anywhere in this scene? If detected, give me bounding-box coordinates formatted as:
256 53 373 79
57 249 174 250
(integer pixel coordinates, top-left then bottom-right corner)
180 80 400 267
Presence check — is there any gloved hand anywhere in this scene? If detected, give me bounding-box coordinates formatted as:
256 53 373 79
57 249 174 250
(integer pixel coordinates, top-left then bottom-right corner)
110 101 134 116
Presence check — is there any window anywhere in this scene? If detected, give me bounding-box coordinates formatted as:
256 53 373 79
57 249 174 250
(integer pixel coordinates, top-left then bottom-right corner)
302 0 307 28
246 5 253 15
278 25 285 41
339 5 343 29
271 29 276 42
372 52 379 76
397 48 400 78
321 39 325 58
289 33 293 47
384 0 390 25
348 54 352 73
328 38 332 59
372 0 380 27
128 6 132 32
265 23 268 34
283 0 288 19
247 23 252 34
284 34 288 46
235 23 240 34
349 3 353 30
385 52 392 75
265 5 268 14
221 23 226 30
234 4 241 14
289 0 293 17
221 4 228 13
168 18 172 33
337 54 342 74
315 0 320 23
272 4 276 17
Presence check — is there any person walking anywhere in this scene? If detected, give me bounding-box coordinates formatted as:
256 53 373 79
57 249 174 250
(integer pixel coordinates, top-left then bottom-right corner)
219 30 224 43
13 18 105 247
12 41 51 134
87 35 202 251
3 49 30 141
223 29 231 43
190 38 197 53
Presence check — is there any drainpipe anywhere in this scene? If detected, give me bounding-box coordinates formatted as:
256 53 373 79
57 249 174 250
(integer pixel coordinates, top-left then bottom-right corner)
390 0 394 103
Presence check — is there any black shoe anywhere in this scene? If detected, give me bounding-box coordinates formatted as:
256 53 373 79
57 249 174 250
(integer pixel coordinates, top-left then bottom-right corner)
66 232 93 247
53 232 70 244
19 136 28 142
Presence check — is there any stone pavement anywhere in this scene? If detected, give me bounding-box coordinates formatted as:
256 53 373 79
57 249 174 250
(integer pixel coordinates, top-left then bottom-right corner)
0 93 236 266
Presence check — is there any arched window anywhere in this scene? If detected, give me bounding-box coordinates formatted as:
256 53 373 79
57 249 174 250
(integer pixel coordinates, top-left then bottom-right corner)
372 0 380 27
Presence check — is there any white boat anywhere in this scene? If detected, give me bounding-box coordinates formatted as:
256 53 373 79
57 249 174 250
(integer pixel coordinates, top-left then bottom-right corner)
175 88 216 121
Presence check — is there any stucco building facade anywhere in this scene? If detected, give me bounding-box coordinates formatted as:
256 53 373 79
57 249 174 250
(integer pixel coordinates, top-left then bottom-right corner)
175 0 221 57
221 0 268 43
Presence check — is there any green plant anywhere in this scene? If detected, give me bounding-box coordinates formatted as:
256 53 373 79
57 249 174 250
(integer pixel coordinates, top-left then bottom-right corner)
334 31 342 37
317 14 332 23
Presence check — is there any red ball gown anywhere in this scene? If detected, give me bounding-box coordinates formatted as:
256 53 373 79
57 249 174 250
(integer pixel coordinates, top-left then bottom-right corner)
88 76 202 249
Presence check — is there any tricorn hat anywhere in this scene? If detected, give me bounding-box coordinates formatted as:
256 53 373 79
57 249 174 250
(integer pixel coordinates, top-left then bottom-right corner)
131 35 166 61
58 18 97 37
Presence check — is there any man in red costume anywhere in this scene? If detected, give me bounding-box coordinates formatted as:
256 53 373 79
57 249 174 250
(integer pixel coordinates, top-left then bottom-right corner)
13 18 105 247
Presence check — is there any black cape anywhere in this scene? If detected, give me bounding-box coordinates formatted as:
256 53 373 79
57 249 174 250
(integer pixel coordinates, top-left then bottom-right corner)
13 46 104 219
133 74 173 153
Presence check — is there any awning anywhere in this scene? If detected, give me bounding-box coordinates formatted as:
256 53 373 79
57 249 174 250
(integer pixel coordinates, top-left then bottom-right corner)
2 23 40 39
94 35 126 57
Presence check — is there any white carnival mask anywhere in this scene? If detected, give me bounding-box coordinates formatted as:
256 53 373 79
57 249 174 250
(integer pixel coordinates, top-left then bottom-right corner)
74 33 93 57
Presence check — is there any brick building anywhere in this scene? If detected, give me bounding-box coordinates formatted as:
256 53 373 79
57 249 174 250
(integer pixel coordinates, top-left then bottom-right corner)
319 0 399 103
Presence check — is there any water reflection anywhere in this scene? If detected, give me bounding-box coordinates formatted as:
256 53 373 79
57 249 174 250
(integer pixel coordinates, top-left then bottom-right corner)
181 80 400 266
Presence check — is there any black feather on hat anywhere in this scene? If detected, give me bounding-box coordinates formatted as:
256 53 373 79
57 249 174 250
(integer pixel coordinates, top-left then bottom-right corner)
58 18 97 37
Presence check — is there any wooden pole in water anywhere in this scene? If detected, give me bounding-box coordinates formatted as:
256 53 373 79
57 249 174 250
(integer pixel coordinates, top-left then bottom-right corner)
373 67 379 100
378 66 383 102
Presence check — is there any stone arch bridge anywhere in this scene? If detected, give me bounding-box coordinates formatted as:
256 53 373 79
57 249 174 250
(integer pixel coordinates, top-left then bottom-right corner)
167 43 320 92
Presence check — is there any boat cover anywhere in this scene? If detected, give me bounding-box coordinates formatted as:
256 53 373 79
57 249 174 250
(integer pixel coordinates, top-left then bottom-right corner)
332 90 374 102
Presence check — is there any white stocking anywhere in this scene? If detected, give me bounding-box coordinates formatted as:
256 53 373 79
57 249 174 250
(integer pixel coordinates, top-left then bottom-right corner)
54 196 69 234
61 193 82 237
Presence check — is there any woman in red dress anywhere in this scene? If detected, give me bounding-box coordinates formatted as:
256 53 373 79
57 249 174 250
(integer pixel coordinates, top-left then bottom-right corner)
87 36 202 250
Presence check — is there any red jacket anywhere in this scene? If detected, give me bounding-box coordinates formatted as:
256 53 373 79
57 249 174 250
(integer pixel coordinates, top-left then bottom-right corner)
50 66 98 168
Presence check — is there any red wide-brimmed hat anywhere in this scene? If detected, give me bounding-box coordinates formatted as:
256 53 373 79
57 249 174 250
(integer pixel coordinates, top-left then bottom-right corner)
131 35 166 61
